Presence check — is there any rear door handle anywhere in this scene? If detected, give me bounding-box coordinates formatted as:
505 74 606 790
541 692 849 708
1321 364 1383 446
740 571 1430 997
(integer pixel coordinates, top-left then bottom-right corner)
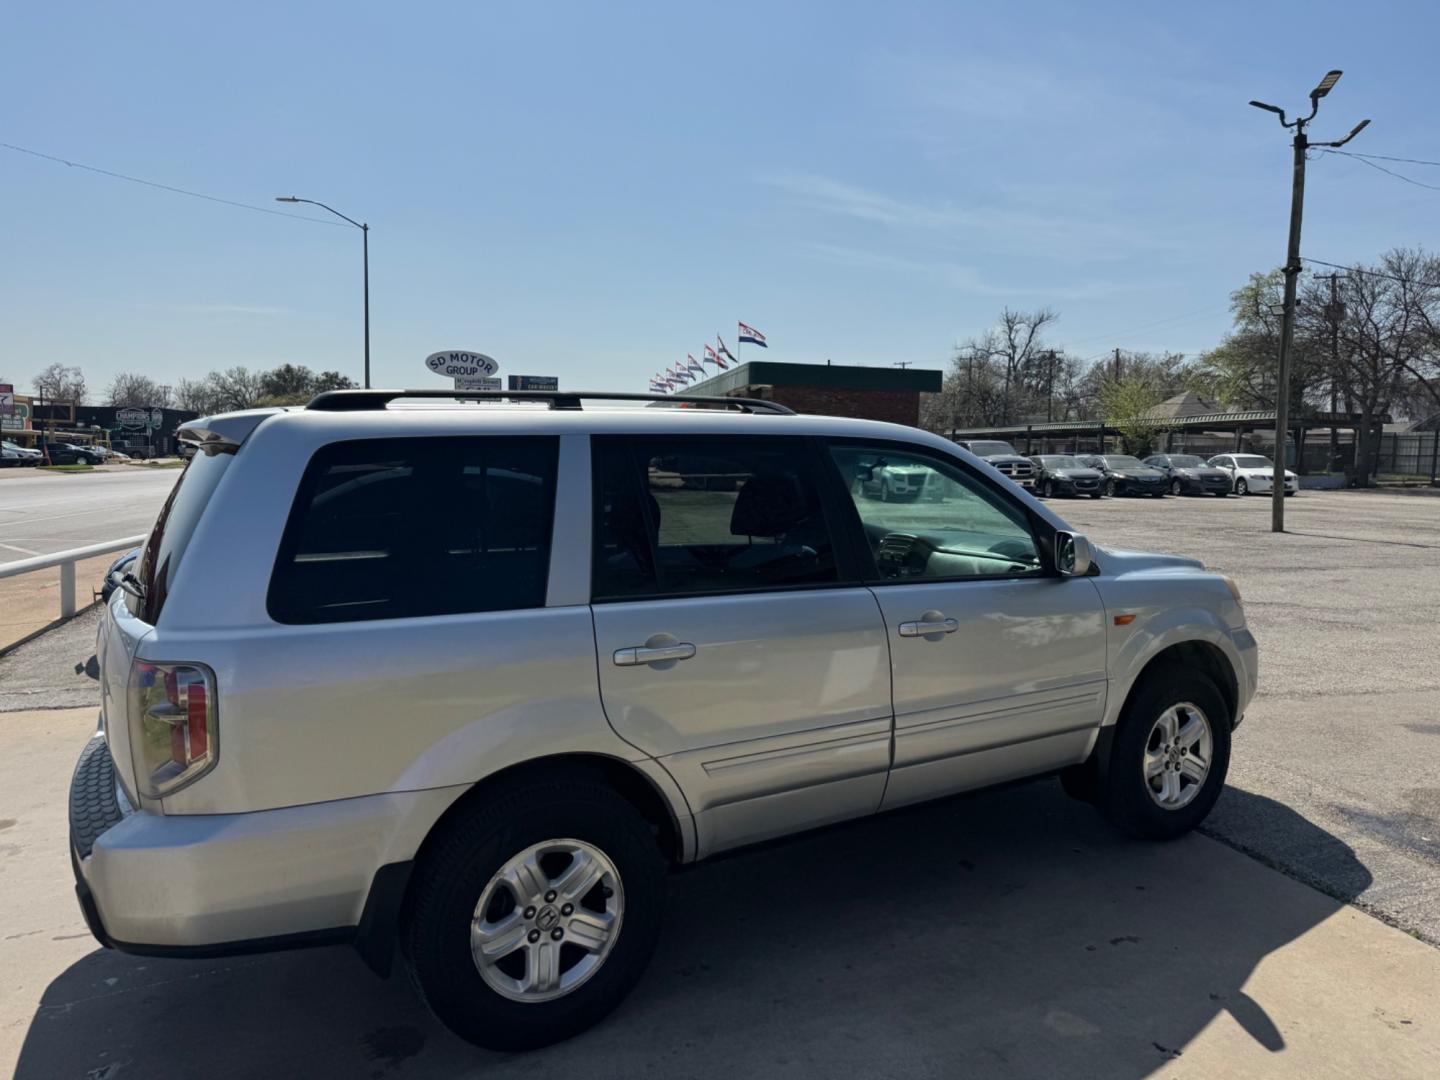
614 643 697 666
898 614 959 638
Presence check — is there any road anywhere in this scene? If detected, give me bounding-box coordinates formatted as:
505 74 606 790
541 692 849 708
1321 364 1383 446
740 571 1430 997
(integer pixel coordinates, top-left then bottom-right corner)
0 468 179 559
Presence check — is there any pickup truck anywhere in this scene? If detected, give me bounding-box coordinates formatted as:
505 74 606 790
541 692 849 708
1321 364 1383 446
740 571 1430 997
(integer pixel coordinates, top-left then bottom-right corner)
954 439 1037 490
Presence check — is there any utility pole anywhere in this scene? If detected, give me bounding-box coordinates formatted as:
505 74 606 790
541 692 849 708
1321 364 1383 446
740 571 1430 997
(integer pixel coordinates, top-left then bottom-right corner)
1045 349 1058 422
1318 273 1343 472
1113 348 1122 382
1250 71 1369 532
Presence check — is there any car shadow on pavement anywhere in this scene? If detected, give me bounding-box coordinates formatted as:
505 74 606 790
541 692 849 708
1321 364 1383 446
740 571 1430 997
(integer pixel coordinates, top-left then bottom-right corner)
14 780 1369 1079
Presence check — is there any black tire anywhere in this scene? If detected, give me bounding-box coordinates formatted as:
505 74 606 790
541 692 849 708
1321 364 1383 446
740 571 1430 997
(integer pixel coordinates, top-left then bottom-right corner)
1170 479 1183 496
1090 491 1104 499
1096 664 1231 840
402 773 667 1051
1043 479 1055 498
1151 490 1165 498
1104 479 1115 497
1235 478 1248 496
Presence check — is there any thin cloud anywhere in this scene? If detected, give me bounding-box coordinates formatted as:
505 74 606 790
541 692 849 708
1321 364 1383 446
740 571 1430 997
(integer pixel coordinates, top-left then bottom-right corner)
760 171 1176 256
798 242 1173 302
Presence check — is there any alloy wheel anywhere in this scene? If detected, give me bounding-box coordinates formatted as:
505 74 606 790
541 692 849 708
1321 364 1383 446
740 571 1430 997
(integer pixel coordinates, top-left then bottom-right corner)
470 839 624 1003
1142 703 1213 810
1170 479 1182 495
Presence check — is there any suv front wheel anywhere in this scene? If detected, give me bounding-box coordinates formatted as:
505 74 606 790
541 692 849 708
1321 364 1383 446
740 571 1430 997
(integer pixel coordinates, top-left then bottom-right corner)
403 774 666 1050
1092 665 1231 840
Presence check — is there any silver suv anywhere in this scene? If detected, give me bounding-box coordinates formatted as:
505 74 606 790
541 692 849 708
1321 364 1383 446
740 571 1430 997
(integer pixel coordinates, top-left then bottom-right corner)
71 390 1258 1051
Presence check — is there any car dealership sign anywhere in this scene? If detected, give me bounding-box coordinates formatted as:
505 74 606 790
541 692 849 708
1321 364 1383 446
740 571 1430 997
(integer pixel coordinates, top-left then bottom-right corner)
425 350 499 379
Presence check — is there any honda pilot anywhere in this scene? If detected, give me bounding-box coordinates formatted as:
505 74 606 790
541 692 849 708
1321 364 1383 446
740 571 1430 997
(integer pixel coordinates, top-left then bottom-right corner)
71 390 1258 1051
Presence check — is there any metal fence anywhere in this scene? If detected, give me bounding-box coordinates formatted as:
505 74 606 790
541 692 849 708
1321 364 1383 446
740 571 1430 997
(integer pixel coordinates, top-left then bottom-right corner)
1376 432 1440 479
0 535 146 621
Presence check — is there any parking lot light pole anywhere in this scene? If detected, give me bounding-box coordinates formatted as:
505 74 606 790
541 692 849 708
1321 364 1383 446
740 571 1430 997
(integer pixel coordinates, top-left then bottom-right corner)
1249 71 1369 532
276 196 371 389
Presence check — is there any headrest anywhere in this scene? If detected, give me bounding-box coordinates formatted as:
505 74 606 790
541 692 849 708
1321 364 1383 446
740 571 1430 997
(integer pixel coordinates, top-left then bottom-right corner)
730 471 809 538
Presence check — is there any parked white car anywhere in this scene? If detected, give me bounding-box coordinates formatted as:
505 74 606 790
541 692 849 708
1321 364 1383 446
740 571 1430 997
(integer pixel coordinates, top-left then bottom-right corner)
1206 453 1298 496
72 390 1258 1052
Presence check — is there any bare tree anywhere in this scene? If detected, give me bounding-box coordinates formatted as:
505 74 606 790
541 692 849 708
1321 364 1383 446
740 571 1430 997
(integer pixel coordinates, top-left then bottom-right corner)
1331 248 1440 482
107 372 171 408
928 308 1060 431
209 367 265 411
174 377 225 415
31 362 88 404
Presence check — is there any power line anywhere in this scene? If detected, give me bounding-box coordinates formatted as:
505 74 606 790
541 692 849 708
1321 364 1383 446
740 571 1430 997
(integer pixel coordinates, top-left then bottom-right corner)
1327 149 1440 168
0 141 347 226
1066 303 1230 357
1303 257 1440 289
1316 148 1440 192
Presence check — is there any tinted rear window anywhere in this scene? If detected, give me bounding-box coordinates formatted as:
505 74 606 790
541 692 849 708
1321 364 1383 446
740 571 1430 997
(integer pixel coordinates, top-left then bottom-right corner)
268 436 557 623
131 451 235 623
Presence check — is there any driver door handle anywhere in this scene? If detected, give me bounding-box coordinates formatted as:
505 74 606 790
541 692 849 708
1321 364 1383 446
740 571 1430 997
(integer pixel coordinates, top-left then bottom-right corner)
614 643 697 666
898 616 959 638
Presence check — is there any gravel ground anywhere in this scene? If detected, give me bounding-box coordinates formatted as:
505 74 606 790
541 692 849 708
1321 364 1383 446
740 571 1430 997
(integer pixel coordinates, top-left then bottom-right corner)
1054 487 1440 942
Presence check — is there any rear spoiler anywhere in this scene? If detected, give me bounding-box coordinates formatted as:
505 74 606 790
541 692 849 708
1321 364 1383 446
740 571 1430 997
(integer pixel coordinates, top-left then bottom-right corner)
176 409 283 455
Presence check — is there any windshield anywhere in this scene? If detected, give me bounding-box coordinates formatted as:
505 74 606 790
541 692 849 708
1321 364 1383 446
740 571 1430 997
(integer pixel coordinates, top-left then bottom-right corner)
1103 455 1145 469
129 451 235 623
1169 455 1205 467
965 442 1018 457
1233 455 1274 468
1040 456 1082 468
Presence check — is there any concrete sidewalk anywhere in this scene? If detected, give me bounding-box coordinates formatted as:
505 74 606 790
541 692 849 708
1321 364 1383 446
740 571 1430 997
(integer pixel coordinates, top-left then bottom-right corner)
3 708 1439 1078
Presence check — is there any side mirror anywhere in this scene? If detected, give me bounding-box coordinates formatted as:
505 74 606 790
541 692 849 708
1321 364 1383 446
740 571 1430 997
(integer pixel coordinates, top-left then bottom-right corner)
857 464 874 481
1055 531 1093 577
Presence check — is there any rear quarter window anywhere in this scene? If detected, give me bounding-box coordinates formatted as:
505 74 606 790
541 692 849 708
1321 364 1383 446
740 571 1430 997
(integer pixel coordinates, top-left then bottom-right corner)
268 436 558 624
131 450 235 623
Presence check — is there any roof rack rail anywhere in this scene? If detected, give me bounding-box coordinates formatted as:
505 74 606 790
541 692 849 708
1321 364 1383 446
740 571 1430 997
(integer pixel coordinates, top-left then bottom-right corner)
305 389 796 415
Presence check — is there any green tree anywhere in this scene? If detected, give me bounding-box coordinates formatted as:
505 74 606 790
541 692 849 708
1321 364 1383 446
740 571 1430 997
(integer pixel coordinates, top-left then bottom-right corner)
1098 372 1173 457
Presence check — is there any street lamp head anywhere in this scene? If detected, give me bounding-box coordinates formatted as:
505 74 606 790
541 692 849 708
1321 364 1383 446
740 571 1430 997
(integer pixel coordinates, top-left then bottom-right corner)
274 196 301 203
1310 70 1343 101
1330 118 1371 147
1249 100 1289 126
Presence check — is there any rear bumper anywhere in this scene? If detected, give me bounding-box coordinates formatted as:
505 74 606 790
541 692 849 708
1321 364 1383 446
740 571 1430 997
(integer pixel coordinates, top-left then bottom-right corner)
69 734 460 970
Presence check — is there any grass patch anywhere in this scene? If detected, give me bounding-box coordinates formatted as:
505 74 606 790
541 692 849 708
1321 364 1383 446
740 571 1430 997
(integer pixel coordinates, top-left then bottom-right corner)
37 464 95 473
132 459 186 469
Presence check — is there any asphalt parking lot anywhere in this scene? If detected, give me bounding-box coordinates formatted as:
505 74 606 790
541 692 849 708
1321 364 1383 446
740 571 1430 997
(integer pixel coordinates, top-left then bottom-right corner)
2 485 1440 1077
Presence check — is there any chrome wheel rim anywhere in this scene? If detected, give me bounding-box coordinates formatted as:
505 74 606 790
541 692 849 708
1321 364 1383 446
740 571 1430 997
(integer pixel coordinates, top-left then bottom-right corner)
470 838 624 1003
1143 703 1213 810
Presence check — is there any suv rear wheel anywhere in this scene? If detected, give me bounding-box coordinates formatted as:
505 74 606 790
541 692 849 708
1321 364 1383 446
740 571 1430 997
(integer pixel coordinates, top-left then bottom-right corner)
1095 664 1231 840
403 774 666 1050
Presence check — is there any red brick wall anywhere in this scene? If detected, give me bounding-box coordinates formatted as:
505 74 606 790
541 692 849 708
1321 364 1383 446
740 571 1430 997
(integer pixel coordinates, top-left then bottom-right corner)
767 386 921 426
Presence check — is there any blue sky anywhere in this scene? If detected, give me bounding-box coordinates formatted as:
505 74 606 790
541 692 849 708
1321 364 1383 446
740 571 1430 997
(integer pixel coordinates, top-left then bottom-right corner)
2 1 1436 397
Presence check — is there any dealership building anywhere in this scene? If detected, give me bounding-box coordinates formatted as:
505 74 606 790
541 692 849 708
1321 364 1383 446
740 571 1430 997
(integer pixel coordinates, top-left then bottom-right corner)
682 361 942 426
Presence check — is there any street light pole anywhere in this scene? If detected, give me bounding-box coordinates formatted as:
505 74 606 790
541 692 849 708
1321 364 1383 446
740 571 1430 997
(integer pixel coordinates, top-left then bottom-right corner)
276 196 371 388
1249 71 1369 532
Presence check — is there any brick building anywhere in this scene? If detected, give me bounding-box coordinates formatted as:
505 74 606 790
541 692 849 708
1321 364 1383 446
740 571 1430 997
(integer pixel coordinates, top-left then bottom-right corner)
683 361 941 426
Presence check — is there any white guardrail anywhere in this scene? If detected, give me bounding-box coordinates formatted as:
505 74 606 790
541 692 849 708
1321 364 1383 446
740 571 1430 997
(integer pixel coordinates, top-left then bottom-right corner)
0 535 147 620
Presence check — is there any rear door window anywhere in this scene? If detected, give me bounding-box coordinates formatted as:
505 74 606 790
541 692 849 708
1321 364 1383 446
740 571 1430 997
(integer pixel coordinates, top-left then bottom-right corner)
591 435 842 600
268 436 557 623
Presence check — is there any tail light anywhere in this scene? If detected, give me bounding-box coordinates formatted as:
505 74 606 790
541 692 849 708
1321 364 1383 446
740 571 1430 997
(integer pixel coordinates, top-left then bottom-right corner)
128 661 217 797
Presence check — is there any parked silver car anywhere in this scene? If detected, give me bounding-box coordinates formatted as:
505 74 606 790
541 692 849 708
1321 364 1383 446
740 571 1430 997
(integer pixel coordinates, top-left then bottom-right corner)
72 390 1258 1051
